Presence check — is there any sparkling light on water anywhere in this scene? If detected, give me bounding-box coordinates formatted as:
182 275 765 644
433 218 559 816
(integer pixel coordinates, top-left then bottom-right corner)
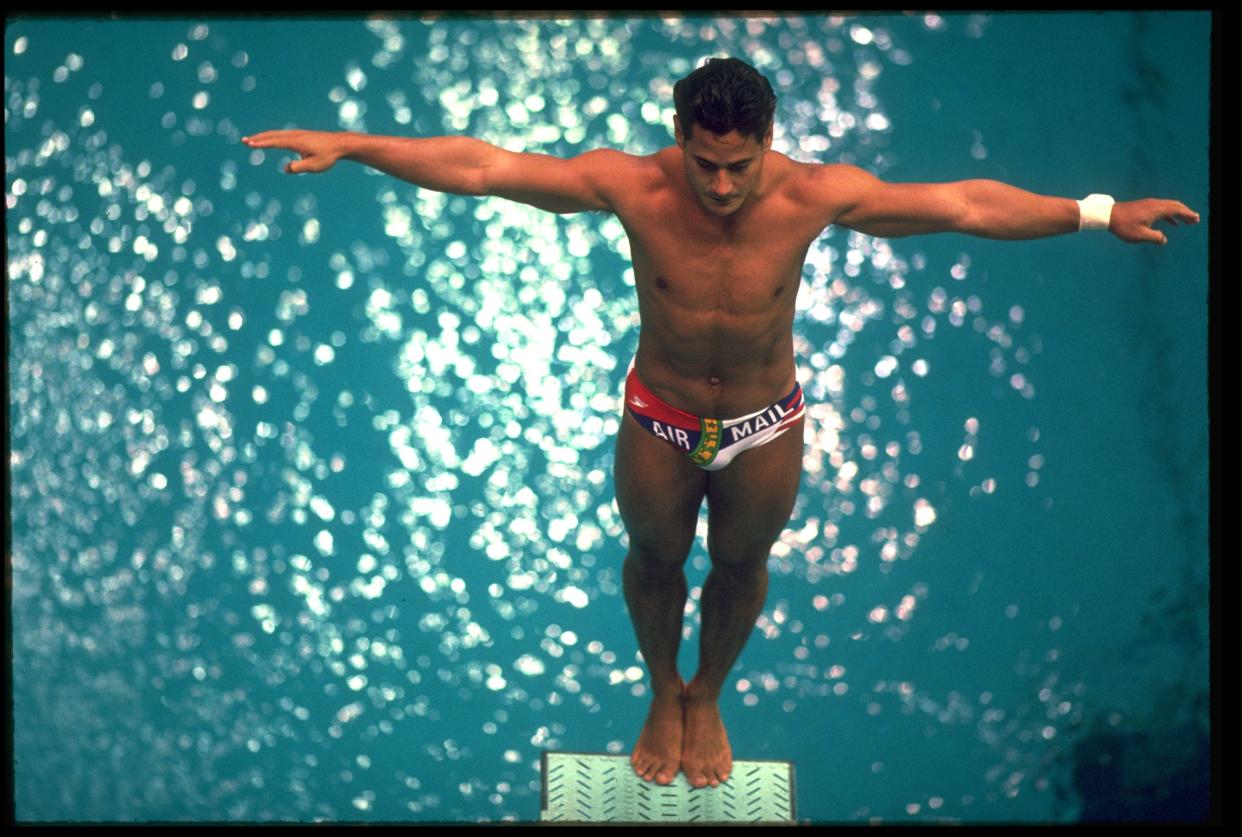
8 15 1070 824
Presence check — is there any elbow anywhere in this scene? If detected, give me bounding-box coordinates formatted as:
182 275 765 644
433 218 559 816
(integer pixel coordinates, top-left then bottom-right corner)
952 182 983 235
474 144 521 198
465 169 490 198
956 205 980 236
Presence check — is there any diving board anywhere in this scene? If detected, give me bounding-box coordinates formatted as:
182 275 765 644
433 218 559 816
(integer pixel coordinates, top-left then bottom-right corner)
540 751 796 823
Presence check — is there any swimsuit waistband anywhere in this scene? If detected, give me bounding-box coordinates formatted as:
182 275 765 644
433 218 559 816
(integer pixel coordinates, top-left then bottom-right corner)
624 364 802 428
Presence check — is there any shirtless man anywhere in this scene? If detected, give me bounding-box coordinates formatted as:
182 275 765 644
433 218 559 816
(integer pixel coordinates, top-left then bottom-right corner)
243 57 1199 791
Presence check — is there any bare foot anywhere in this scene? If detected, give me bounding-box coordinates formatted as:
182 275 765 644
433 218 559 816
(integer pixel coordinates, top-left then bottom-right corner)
681 690 731 789
631 680 685 785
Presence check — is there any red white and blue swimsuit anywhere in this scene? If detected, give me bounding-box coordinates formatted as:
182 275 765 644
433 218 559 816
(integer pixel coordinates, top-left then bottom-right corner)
623 364 806 470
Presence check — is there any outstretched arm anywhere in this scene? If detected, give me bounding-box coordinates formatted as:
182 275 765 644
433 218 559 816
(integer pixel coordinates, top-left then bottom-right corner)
241 129 623 214
822 164 1198 245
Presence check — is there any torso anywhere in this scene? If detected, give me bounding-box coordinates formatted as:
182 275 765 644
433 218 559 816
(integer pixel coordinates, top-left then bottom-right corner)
609 147 833 417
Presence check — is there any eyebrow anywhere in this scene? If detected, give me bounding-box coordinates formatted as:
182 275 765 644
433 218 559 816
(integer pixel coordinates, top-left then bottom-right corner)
693 155 754 168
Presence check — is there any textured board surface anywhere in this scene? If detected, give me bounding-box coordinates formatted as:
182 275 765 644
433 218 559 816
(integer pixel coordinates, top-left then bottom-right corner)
540 751 796 823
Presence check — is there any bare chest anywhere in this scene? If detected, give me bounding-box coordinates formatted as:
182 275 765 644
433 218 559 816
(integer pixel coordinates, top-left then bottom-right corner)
623 203 814 316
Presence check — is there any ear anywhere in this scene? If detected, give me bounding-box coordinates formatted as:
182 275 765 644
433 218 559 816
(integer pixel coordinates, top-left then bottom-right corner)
762 125 773 152
674 115 685 148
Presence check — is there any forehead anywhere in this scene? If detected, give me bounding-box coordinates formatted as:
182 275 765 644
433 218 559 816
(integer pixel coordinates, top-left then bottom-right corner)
684 129 765 163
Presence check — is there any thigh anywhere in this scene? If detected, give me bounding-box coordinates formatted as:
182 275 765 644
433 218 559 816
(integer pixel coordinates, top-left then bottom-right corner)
705 415 806 565
614 409 708 565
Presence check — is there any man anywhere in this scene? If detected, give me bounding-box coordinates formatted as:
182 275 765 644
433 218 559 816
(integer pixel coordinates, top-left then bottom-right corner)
243 57 1198 790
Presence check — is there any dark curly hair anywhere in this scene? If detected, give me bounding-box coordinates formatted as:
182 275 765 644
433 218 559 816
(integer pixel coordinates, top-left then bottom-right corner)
673 57 777 143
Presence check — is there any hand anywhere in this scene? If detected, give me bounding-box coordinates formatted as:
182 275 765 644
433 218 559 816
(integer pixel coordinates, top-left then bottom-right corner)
241 129 347 174
1109 198 1200 245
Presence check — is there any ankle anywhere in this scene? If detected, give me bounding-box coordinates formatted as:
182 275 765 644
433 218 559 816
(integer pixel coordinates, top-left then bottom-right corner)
683 678 721 705
649 675 686 701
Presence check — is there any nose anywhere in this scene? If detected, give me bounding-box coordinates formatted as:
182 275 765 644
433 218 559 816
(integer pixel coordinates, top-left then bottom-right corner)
710 172 732 197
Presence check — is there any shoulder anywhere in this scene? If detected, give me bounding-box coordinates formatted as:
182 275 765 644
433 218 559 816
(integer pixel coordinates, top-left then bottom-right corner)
583 147 677 210
777 159 885 219
577 147 665 173
575 146 666 188
787 161 879 198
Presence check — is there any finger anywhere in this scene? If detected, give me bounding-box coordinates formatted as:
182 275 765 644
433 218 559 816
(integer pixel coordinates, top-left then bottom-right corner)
1162 210 1199 226
243 130 293 147
1165 202 1199 223
286 155 316 174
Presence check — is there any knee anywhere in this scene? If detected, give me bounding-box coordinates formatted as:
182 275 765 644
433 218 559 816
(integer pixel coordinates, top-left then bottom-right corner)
706 527 781 575
625 535 693 581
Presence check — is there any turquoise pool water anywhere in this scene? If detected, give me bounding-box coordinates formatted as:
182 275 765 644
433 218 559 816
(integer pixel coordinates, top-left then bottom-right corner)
7 12 1211 823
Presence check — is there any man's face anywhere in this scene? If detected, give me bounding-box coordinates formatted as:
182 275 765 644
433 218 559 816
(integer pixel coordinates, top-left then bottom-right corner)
675 116 772 217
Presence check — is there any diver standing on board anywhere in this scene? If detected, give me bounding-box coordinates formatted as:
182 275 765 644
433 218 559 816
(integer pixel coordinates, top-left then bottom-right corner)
244 57 1198 789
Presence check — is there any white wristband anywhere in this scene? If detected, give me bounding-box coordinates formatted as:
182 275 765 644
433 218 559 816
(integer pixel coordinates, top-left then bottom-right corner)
1077 193 1115 231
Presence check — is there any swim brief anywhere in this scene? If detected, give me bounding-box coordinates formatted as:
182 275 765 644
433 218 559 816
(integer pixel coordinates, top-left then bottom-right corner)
624 365 806 470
